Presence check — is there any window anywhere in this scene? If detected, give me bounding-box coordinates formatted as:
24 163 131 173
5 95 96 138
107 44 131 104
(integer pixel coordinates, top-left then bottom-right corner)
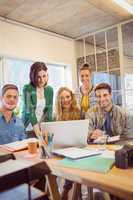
92 72 122 105
0 57 72 114
125 74 133 112
3 57 32 92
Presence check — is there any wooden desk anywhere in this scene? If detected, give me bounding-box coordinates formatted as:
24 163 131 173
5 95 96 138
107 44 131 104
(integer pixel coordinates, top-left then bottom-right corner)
0 148 61 200
45 145 133 200
16 152 62 200
1 146 133 200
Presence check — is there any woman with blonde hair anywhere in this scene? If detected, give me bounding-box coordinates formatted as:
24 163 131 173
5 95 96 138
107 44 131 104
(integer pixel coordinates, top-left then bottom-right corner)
55 87 80 121
55 87 81 200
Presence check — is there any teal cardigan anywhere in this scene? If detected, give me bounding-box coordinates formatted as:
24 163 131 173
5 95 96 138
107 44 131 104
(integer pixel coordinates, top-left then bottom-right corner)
22 84 53 128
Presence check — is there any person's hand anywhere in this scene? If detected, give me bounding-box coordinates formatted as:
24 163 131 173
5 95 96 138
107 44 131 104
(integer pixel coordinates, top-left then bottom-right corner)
33 124 48 146
33 124 42 136
42 131 48 145
82 84 89 96
90 129 103 140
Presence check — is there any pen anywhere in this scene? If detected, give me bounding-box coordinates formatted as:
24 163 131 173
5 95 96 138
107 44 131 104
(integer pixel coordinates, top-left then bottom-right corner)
48 133 54 145
44 135 48 145
37 134 48 146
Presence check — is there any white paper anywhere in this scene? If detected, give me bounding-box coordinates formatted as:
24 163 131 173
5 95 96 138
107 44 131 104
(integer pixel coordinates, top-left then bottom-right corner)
52 147 103 159
2 139 38 151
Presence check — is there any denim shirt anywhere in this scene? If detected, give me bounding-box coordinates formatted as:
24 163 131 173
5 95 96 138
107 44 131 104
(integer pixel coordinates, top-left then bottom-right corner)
0 112 26 144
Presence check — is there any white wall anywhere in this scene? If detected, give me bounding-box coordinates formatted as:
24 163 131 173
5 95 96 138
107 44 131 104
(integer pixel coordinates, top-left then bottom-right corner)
0 20 77 89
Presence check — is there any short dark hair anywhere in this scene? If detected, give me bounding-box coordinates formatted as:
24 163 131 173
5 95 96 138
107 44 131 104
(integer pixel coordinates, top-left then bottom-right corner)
2 84 19 96
95 83 112 94
80 63 91 73
30 62 48 87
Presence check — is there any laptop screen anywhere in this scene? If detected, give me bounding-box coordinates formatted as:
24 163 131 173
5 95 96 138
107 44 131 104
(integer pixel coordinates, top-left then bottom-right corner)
41 120 89 149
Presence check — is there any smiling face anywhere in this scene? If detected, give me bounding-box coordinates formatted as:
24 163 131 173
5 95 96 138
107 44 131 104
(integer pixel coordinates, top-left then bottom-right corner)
2 89 19 111
95 89 112 111
60 89 72 110
37 69 48 88
80 69 91 87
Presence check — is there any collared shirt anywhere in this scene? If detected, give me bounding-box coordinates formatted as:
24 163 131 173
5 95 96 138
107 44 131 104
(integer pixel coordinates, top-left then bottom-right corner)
75 85 95 119
86 104 129 138
0 112 26 144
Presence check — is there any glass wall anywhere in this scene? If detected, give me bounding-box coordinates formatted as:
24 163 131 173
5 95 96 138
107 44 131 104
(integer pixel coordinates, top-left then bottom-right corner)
122 21 133 112
75 27 122 105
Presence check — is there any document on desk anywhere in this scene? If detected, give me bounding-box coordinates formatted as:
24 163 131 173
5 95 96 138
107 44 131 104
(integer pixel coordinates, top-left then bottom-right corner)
0 139 38 152
52 147 103 159
58 155 115 173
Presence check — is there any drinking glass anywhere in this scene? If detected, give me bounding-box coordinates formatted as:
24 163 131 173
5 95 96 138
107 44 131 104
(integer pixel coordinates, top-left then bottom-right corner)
99 131 108 150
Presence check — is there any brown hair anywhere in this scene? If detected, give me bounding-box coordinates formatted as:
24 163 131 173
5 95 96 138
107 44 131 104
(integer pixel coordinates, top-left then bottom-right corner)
95 83 112 94
2 84 19 96
55 87 80 121
80 63 91 73
30 62 48 87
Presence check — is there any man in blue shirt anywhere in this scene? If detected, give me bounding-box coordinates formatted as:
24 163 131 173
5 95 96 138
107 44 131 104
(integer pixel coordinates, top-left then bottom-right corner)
0 84 25 144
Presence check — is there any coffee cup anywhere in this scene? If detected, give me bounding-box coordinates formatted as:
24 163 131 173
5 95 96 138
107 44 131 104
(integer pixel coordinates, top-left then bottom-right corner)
28 138 38 154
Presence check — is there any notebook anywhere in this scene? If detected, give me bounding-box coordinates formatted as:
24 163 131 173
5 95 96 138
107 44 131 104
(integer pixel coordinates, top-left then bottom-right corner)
41 120 89 149
0 139 38 152
58 155 115 173
52 147 103 159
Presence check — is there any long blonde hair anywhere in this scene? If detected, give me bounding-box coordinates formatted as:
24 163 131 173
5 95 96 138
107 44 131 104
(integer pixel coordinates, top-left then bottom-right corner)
55 87 80 121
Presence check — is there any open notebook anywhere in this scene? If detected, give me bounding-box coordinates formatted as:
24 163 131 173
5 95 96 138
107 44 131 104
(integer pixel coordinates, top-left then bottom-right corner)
52 147 103 159
0 139 38 152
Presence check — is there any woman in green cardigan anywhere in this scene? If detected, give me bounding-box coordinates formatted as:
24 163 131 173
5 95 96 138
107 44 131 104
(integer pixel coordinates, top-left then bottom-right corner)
22 61 53 137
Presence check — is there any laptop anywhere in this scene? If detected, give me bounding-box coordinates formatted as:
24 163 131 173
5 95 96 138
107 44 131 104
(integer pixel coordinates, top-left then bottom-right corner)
41 120 89 149
40 120 103 159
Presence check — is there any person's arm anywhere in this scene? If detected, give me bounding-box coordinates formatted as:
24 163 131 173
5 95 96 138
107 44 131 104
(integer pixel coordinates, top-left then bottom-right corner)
120 109 131 139
85 107 103 142
89 129 103 140
126 112 133 138
85 109 95 142
22 85 38 127
17 119 26 140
